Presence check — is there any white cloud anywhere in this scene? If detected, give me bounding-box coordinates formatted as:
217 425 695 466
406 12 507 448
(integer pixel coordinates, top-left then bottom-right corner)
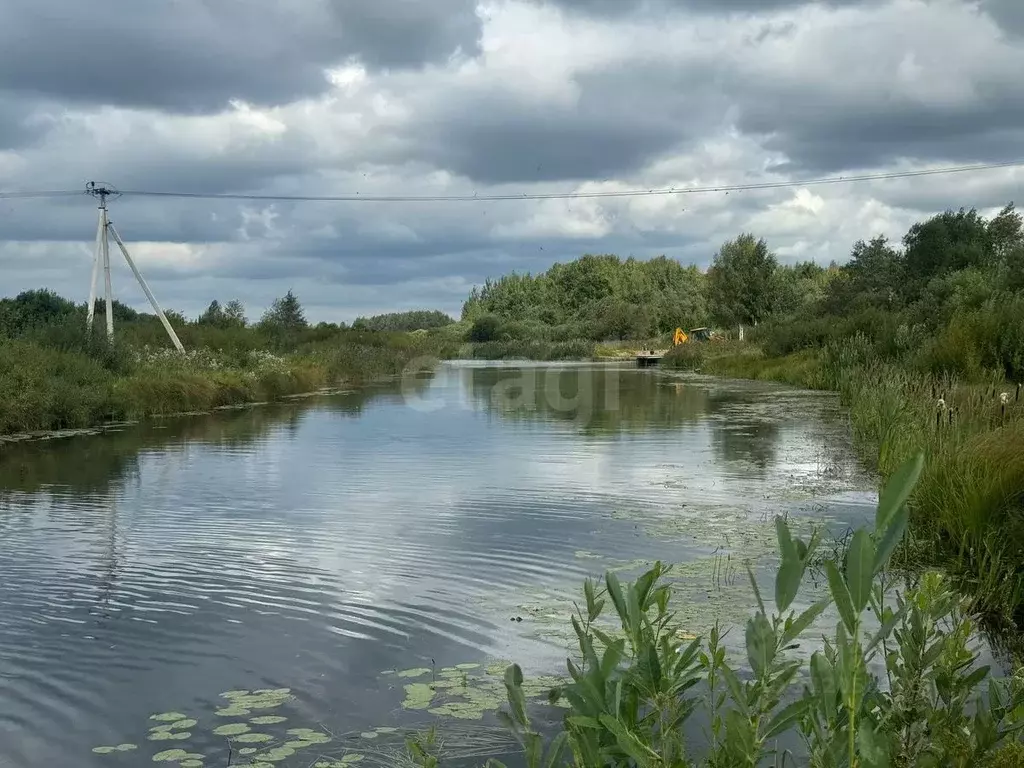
1 0 1022 320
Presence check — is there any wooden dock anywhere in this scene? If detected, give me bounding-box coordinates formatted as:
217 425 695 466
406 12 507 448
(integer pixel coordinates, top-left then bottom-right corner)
636 352 664 368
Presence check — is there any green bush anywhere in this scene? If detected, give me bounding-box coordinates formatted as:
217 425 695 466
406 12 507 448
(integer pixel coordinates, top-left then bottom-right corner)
469 315 502 343
662 343 706 371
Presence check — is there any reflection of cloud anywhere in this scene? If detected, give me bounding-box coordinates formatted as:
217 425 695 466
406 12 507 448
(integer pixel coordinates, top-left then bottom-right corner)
0 363 880 766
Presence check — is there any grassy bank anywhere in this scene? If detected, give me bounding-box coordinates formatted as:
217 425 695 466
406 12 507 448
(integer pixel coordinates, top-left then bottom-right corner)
0 291 453 436
664 339 1024 630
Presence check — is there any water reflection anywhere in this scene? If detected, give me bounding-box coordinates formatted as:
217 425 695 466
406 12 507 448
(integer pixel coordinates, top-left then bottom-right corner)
0 363 876 767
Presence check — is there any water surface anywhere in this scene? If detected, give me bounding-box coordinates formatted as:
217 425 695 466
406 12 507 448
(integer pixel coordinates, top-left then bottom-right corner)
0 362 876 766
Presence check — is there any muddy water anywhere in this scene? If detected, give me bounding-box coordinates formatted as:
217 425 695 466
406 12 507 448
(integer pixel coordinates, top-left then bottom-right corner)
0 362 876 766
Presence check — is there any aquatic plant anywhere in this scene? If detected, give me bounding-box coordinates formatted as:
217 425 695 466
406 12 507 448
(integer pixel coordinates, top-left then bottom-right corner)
476 452 1024 767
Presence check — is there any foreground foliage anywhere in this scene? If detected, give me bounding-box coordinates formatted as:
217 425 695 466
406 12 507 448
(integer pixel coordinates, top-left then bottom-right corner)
480 453 1024 767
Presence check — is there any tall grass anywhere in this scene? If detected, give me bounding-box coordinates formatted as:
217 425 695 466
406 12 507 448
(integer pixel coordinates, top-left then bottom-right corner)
0 330 449 435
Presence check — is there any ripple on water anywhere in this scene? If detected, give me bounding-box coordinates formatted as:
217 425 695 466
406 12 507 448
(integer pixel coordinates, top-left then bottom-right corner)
0 365 879 766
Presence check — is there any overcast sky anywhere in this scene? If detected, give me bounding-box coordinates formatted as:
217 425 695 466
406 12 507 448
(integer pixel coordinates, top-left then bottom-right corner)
1 0 1022 323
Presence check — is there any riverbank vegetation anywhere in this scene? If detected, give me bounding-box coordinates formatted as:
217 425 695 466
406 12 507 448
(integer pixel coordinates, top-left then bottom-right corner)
480 455 1024 768
0 289 452 435
658 203 1024 632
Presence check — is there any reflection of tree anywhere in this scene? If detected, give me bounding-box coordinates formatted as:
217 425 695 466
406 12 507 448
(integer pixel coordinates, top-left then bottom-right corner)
463 366 712 435
708 418 780 471
0 378 430 496
323 372 435 416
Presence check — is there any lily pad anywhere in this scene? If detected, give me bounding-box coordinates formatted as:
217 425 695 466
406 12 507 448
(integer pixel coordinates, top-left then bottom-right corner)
402 683 435 710
396 667 432 678
455 663 481 670
239 748 258 756
169 719 197 730
92 747 116 754
233 733 273 744
215 706 251 717
180 762 203 768
249 716 287 725
359 731 378 740
212 723 250 736
152 749 189 762
115 744 138 752
256 746 295 762
150 712 188 722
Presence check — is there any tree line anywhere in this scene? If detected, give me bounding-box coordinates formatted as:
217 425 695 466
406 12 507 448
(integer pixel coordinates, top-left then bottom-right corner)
460 202 1024 373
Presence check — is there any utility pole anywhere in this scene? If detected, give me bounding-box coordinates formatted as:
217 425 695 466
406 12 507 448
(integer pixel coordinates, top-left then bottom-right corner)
85 182 184 352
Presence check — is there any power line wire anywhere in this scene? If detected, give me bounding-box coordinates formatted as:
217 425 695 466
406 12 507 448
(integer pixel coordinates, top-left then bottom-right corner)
1 160 1022 203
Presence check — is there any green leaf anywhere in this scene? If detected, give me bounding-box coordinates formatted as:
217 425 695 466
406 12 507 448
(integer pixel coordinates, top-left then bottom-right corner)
825 561 857 634
810 652 837 722
874 505 909 574
642 644 662 688
567 716 602 730
544 731 569 768
598 714 659 767
775 518 804 613
745 613 775 679
763 697 810 740
724 709 758 763
782 598 831 645
875 451 923 532
605 571 628 626
857 719 891 768
846 529 874 613
719 664 749 716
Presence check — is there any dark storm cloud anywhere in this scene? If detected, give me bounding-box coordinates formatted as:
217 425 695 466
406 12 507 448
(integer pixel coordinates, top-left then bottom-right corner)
0 0 480 113
406 63 728 184
735 83 1024 174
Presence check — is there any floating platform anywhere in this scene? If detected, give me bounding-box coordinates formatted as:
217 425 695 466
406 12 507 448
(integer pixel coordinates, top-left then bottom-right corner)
636 353 663 368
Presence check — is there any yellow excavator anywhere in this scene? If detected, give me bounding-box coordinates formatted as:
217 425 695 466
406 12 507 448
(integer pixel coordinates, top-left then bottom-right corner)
674 327 713 345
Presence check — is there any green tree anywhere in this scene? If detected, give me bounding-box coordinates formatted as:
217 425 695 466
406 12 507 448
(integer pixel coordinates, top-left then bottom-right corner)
469 314 501 343
224 300 247 327
902 208 992 297
988 202 1023 261
258 290 308 333
708 234 778 334
198 300 227 327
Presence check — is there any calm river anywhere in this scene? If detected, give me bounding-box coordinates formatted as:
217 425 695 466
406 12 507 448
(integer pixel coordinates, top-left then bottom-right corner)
0 362 876 767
